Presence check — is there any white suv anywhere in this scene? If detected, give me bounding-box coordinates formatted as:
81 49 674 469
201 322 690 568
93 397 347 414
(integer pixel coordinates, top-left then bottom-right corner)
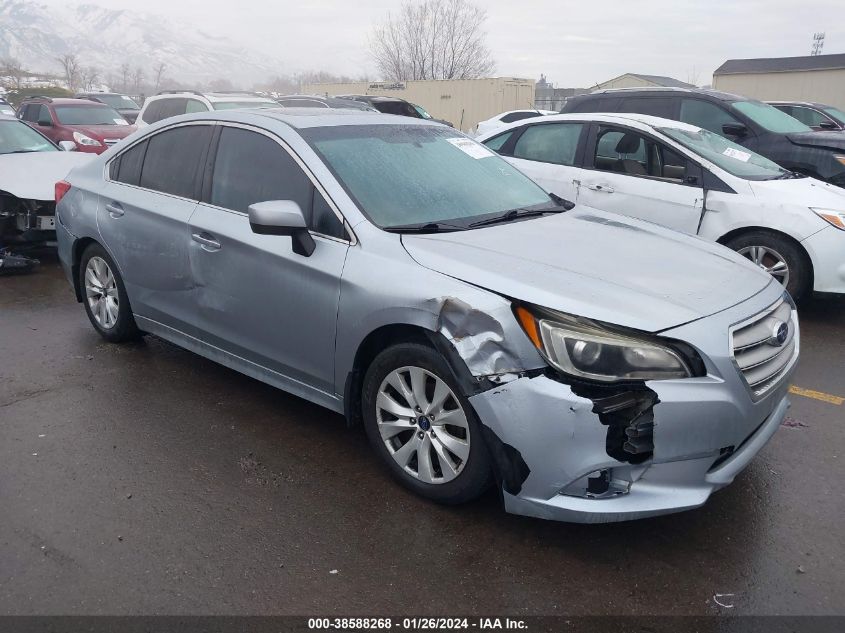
136 91 281 127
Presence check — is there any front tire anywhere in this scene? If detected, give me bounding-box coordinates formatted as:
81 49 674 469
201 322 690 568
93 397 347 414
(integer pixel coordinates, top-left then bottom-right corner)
362 343 492 505
79 243 140 342
725 231 812 300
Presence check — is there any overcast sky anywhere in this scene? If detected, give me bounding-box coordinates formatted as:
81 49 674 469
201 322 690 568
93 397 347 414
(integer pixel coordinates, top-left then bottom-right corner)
43 0 844 87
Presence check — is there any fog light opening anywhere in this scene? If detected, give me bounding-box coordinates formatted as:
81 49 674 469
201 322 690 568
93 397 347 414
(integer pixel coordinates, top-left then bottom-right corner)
560 468 631 499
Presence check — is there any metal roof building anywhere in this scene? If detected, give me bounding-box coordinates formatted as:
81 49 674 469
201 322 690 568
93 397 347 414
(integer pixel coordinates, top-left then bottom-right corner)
713 53 845 109
590 73 696 91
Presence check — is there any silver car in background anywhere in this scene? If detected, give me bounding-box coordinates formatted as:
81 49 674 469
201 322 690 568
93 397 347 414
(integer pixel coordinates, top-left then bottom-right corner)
55 109 798 523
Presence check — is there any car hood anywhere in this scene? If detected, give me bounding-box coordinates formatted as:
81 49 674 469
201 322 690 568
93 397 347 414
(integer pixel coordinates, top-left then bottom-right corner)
749 174 845 208
786 130 845 151
401 207 774 332
0 151 94 200
71 124 136 140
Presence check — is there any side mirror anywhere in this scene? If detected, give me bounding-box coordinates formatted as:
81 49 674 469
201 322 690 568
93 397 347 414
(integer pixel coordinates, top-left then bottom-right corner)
248 200 315 257
38 118 53 127
818 121 838 130
58 141 77 151
722 123 748 138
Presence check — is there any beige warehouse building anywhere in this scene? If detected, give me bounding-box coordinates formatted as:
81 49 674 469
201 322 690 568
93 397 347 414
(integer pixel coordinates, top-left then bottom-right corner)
301 77 535 133
713 53 845 109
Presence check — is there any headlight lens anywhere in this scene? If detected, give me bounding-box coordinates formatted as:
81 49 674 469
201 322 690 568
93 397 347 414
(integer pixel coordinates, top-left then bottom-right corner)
72 131 102 147
515 305 693 382
810 207 845 230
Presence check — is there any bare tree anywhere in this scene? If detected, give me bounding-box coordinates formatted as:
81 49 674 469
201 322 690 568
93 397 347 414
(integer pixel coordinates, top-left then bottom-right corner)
0 57 26 90
207 77 235 92
119 63 131 92
57 53 81 90
131 67 145 93
80 66 100 91
152 62 167 92
370 0 494 81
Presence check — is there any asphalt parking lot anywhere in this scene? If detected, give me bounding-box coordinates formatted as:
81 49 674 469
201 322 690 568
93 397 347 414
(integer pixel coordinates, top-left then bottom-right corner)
1 253 843 616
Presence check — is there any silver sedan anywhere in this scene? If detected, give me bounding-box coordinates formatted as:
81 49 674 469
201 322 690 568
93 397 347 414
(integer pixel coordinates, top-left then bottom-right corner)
55 108 798 523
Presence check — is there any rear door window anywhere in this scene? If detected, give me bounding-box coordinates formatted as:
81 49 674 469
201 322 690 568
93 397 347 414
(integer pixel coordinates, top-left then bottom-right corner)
141 100 163 123
139 125 212 198
512 123 584 165
113 140 148 186
210 126 346 238
680 99 742 135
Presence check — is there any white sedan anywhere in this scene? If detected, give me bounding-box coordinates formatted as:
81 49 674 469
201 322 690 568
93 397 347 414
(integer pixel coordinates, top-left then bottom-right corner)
477 112 845 299
473 109 557 138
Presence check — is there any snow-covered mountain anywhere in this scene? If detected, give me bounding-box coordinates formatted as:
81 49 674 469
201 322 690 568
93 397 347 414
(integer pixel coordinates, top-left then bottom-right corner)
0 0 283 87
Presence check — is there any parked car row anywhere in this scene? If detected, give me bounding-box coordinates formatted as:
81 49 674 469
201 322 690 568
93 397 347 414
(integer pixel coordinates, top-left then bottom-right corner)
54 107 798 524
477 111 845 299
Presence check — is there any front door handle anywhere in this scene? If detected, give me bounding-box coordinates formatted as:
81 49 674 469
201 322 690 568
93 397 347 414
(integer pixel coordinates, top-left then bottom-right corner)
586 183 614 193
105 202 124 217
192 232 221 252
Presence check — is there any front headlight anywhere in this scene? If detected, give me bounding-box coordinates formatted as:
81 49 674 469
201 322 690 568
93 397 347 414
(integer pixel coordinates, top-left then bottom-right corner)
72 131 102 147
810 207 845 230
515 305 695 382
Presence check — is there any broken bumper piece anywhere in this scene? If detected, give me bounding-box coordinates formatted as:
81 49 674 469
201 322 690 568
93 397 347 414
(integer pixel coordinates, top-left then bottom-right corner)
468 373 791 524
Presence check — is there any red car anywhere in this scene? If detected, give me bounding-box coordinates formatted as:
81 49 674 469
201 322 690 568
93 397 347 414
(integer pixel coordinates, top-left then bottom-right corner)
17 97 136 154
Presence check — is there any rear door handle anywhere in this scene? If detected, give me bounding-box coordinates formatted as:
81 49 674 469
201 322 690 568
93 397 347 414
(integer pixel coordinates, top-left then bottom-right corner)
587 183 614 193
192 232 221 252
105 202 124 217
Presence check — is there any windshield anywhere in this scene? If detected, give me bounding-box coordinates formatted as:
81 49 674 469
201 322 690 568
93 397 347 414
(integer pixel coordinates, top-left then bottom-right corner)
0 120 57 154
92 94 140 110
731 101 812 133
212 100 282 111
823 106 845 125
302 124 552 229
55 105 128 125
0 104 14 116
660 126 787 180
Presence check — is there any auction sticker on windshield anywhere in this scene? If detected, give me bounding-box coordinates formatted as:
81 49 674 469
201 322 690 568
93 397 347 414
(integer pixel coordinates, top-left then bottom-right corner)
446 137 495 159
723 147 751 162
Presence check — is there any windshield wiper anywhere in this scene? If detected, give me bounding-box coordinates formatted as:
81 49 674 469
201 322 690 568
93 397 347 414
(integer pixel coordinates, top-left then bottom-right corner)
383 221 467 234
772 170 807 180
467 199 573 229
4 150 39 154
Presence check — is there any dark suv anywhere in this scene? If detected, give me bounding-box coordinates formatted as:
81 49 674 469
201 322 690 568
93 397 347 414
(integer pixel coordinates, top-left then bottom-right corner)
17 97 136 154
75 92 142 124
562 88 845 187
339 95 453 126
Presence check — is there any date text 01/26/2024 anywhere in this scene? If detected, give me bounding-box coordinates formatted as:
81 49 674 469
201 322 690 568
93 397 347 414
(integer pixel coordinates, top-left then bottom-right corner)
307 618 528 630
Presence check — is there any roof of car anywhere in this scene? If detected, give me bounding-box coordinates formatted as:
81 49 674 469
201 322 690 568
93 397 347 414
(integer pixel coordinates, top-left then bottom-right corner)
147 108 443 132
152 91 277 103
572 87 744 102
21 97 110 106
767 100 828 108
276 94 376 110
476 112 703 139
340 94 408 104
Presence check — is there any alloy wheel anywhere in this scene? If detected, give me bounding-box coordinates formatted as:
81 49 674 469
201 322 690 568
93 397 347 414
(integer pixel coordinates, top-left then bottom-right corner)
737 245 790 288
376 366 470 484
85 256 119 329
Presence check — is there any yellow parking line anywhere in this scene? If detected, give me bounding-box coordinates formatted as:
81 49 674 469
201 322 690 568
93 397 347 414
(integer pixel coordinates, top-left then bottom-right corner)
789 385 844 406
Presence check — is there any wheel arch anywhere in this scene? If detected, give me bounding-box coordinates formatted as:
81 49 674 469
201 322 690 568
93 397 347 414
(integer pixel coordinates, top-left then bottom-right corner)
342 323 481 427
70 237 100 302
717 225 814 290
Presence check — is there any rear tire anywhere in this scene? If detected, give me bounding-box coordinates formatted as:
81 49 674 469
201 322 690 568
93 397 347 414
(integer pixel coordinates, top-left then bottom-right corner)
725 230 811 301
362 342 492 505
79 243 140 343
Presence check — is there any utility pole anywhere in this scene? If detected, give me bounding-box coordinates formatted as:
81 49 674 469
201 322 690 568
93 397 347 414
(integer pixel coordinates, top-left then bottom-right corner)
811 32 825 56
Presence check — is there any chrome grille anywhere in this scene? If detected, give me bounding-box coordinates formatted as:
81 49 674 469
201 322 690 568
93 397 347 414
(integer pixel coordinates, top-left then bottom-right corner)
731 298 797 400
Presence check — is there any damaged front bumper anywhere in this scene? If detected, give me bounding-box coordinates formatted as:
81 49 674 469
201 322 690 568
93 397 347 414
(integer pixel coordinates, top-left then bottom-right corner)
467 284 797 524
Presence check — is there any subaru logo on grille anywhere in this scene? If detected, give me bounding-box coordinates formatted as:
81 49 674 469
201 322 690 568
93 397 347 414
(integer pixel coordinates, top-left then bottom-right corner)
769 321 789 347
